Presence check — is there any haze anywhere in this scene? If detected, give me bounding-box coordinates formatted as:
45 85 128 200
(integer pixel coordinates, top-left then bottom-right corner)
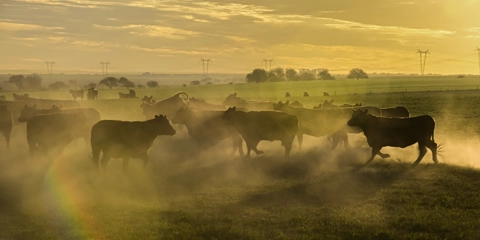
1 0 480 75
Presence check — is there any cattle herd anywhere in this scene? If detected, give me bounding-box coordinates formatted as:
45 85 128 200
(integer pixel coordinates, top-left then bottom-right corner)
0 90 440 174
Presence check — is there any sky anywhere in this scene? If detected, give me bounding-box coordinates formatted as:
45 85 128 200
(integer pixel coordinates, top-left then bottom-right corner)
1 0 480 75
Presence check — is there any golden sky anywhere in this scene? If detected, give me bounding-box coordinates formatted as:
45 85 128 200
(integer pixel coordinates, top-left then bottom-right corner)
1 0 479 75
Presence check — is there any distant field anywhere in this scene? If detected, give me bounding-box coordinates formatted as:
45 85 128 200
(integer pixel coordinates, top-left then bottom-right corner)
1 77 480 239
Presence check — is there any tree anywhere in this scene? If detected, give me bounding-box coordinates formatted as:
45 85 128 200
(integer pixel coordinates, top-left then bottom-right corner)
99 77 118 89
246 68 268 83
297 69 316 80
146 80 158 88
25 74 42 90
317 68 335 80
87 82 97 89
347 68 369 80
119 77 135 89
8 75 25 90
48 81 68 90
285 68 298 81
267 67 286 82
68 79 77 85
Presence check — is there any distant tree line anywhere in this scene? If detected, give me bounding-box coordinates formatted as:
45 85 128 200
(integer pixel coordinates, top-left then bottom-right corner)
246 67 369 83
246 68 336 83
7 74 43 91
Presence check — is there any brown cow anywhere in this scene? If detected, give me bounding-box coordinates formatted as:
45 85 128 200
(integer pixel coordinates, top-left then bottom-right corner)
87 88 98 100
69 89 84 100
90 115 176 174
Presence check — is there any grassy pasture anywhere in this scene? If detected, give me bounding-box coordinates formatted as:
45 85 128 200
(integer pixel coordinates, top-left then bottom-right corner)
1 76 480 239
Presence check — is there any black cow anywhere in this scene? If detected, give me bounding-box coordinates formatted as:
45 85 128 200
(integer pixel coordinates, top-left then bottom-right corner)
87 88 98 100
223 107 298 157
303 92 309 97
0 104 13 150
274 100 355 150
90 115 176 174
19 104 101 146
347 109 438 168
13 93 29 101
222 93 274 111
140 92 189 120
69 89 84 100
285 92 291 97
27 112 88 159
172 107 243 155
381 106 410 118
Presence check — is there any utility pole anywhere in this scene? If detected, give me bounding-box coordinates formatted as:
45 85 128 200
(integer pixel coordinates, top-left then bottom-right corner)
262 59 274 71
100 61 110 75
417 50 430 75
475 47 480 75
200 58 211 78
45 61 55 74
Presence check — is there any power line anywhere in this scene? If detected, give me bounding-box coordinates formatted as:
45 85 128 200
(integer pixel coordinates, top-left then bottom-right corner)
45 61 55 74
199 58 212 77
476 47 480 74
417 49 429 75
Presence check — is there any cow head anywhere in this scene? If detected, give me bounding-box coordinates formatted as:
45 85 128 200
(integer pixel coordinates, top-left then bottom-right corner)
222 106 237 122
154 115 176 136
222 93 238 107
273 100 289 111
18 104 38 122
347 109 369 126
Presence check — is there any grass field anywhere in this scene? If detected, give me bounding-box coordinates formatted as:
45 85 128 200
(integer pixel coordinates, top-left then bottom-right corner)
1 76 480 239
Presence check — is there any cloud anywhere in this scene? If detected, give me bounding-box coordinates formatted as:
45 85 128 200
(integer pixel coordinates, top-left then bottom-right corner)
0 21 63 31
322 18 455 38
93 24 199 39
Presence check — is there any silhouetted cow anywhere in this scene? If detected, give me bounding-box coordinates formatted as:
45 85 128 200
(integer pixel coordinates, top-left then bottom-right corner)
274 100 355 150
13 93 29 101
119 89 136 99
285 92 291 97
27 112 88 159
223 107 298 157
222 93 274 111
69 89 84 100
87 88 98 100
289 100 304 108
323 92 329 97
90 115 176 174
140 92 189 120
303 92 309 97
172 107 243 156
347 109 438 168
380 106 410 118
0 104 13 150
141 95 155 104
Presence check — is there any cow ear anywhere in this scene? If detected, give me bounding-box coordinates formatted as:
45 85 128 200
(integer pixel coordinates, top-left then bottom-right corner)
285 100 289 105
51 105 55 109
233 92 237 96
363 109 368 114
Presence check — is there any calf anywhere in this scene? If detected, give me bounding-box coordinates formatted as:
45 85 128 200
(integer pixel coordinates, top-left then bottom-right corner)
223 107 298 157
90 115 176 174
347 109 438 168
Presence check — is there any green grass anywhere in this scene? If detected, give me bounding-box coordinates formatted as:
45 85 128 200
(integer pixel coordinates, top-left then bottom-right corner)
2 76 480 239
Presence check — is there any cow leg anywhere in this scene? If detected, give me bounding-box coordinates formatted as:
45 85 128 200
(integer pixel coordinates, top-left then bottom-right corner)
140 153 149 169
100 153 111 175
297 134 303 150
3 131 10 150
354 146 382 171
122 157 130 173
233 137 244 156
426 140 438 164
91 147 101 171
413 143 428 166
283 140 293 157
378 152 391 158
251 141 264 155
